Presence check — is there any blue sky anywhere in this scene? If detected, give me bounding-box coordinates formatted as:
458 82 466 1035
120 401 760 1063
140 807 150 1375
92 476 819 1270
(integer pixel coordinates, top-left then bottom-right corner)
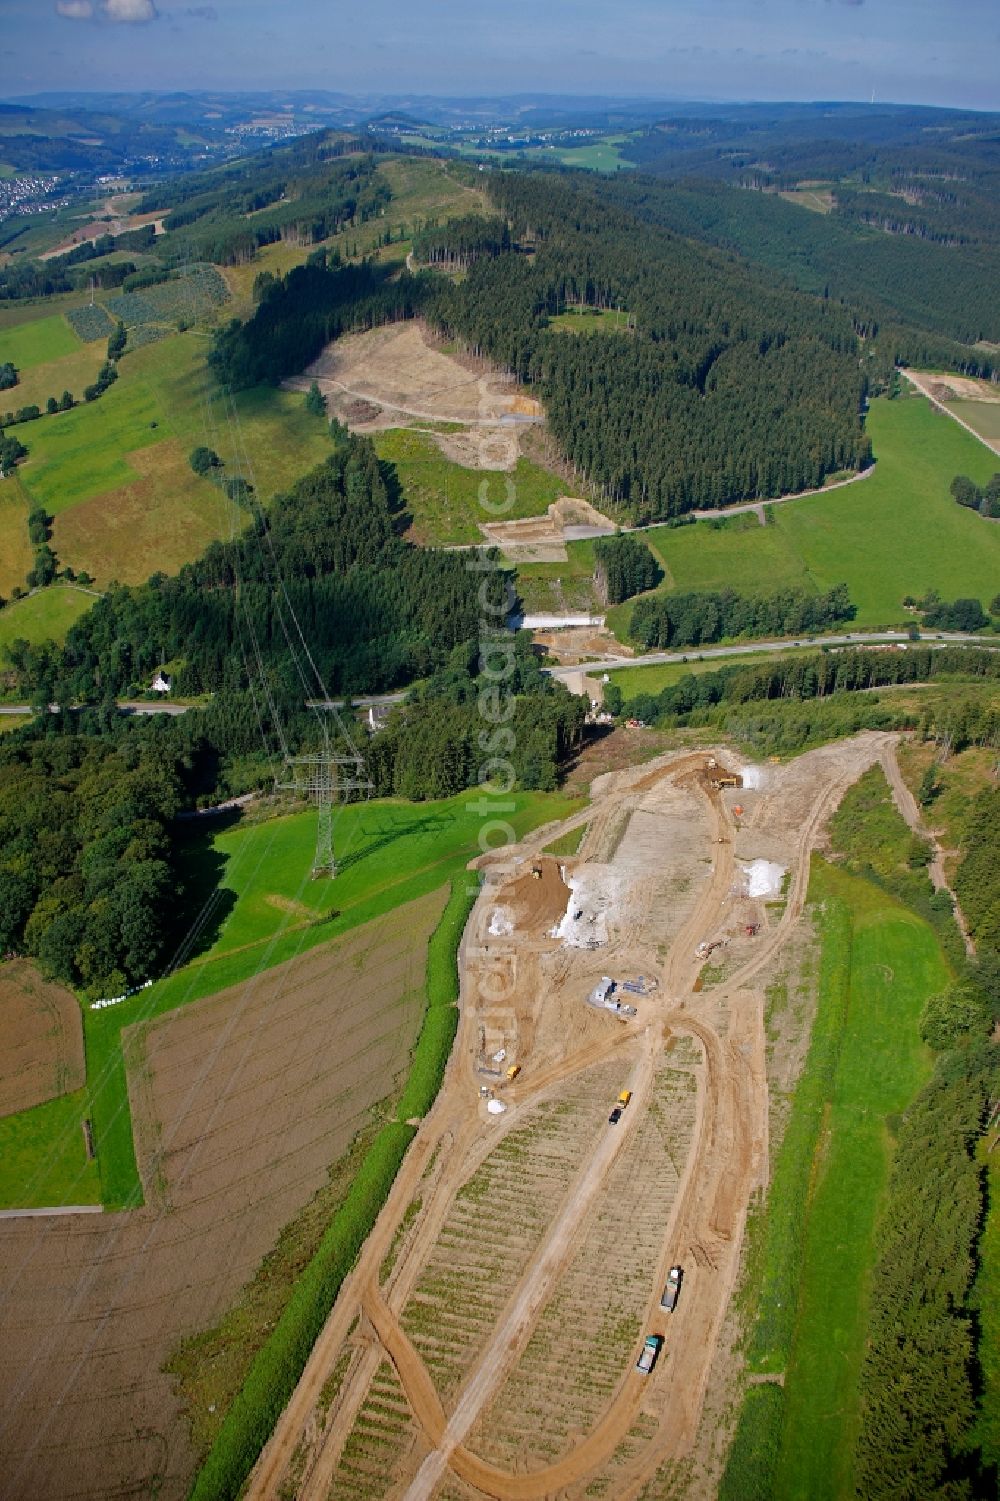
5 0 999 110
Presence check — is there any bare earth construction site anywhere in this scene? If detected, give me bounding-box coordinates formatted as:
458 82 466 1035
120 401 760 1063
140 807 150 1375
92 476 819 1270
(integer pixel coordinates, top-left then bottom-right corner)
249 733 893 1501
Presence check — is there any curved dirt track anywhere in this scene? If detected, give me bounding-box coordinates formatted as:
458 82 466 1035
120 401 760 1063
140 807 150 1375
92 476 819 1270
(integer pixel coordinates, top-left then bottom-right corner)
249 735 891 1501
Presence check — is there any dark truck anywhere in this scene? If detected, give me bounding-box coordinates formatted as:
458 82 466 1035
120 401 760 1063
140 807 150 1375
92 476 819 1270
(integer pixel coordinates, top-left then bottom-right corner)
660 1265 683 1312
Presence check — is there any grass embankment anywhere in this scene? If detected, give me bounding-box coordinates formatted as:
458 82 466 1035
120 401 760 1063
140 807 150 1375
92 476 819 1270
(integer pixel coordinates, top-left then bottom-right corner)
542 824 586 857
188 873 479 1501
84 789 582 1210
595 394 1000 643
373 427 566 547
0 1089 100 1209
722 856 948 1501
606 650 814 700
947 398 1000 444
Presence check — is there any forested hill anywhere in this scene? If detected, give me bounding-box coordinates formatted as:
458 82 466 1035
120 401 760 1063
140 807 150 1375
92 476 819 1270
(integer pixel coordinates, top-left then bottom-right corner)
422 172 868 519
603 122 1000 352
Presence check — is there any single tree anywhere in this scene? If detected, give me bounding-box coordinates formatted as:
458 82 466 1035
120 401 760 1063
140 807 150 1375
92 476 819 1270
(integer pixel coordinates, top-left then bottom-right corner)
0 361 17 391
189 445 221 477
305 380 326 418
107 322 127 361
950 474 980 509
59 390 74 411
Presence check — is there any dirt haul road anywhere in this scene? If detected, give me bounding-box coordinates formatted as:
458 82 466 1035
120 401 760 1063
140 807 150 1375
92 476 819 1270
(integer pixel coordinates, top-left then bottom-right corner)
248 734 892 1501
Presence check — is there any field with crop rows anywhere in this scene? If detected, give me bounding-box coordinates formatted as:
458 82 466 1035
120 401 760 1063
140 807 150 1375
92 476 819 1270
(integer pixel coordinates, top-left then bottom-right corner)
400 1060 630 1402
466 1059 698 1470
326 1358 427 1501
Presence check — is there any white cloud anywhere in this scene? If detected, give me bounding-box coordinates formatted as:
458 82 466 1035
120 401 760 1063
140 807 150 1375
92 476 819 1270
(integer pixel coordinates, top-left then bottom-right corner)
55 0 95 18
101 0 158 20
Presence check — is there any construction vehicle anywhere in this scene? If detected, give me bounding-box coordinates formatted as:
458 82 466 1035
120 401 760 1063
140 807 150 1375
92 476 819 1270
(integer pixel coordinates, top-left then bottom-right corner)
745 922 760 938
636 1334 664 1374
505 1063 521 1082
712 774 741 790
660 1266 683 1312
617 1089 632 1108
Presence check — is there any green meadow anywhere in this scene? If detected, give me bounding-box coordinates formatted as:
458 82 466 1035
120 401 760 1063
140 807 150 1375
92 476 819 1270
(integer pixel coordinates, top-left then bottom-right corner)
725 856 948 1500
3 330 334 589
79 788 581 1209
373 427 566 546
0 1088 101 1210
547 305 632 334
0 585 94 652
603 394 1000 640
0 311 80 370
606 649 814 699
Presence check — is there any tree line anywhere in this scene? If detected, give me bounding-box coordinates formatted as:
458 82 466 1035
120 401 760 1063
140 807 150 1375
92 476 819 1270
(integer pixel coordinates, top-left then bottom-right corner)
615 645 1000 733
951 471 1000 520
208 253 430 389
854 780 1000 1499
627 582 854 650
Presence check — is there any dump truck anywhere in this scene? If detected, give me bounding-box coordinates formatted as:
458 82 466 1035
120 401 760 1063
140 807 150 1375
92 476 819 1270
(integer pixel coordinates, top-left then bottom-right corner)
636 1334 664 1374
660 1266 683 1312
617 1089 632 1108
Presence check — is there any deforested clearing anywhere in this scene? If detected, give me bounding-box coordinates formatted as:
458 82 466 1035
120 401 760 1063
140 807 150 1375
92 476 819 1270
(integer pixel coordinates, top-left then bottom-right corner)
399 1059 632 1403
0 887 445 1501
466 1059 698 1471
293 319 538 430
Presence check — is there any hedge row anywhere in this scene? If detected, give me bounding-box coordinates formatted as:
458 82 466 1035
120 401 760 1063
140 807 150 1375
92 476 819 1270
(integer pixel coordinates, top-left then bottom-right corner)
189 1119 415 1501
854 1044 995 1498
396 877 479 1122
188 879 479 1500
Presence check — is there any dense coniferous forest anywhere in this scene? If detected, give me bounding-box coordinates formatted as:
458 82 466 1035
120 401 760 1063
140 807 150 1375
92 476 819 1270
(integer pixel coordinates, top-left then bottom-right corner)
592 533 662 604
627 583 855 649
411 215 512 267
604 114 1000 351
421 172 870 517
209 255 430 387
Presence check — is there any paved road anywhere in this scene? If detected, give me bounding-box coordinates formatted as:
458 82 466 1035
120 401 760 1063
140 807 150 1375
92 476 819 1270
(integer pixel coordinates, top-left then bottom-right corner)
544 629 996 685
0 630 991 722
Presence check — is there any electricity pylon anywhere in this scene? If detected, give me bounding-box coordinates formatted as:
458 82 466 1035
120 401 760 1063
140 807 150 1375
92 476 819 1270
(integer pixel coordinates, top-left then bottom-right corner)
275 707 371 878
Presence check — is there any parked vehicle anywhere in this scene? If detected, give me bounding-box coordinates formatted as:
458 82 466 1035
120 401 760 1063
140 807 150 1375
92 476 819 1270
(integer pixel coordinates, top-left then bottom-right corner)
660 1265 683 1312
609 1105 623 1124
636 1334 663 1374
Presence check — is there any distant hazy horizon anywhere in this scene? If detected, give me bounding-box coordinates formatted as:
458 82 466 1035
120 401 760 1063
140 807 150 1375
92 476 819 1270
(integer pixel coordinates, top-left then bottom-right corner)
6 0 999 113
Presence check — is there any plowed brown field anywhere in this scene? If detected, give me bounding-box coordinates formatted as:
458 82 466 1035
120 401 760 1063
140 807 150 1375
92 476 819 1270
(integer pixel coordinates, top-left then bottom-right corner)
0 888 446 1500
0 961 84 1119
